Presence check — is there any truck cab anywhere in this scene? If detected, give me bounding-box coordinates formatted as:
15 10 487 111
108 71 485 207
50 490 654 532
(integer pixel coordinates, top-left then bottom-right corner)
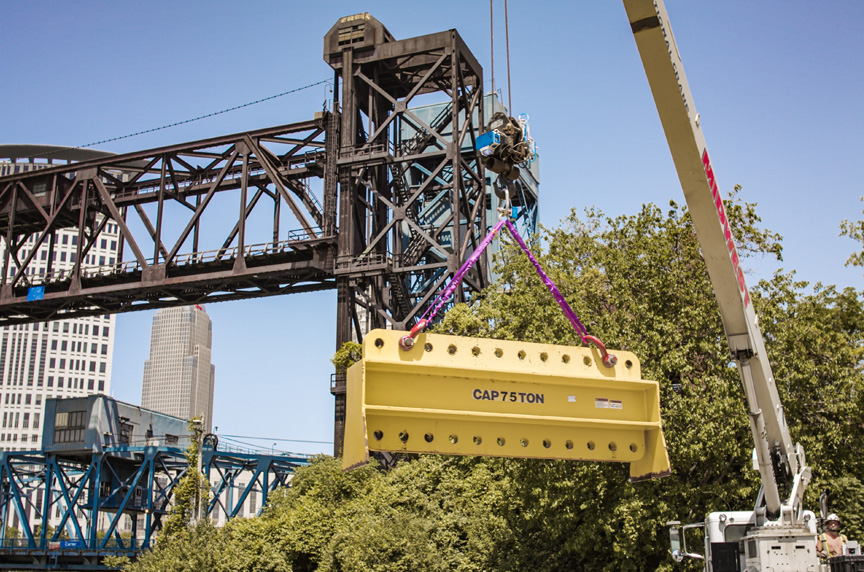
670 511 819 572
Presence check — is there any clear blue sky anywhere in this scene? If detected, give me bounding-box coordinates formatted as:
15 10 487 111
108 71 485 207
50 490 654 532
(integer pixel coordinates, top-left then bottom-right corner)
3 2 861 455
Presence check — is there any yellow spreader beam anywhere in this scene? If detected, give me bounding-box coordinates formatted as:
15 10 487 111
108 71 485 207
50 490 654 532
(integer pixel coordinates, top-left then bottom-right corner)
343 329 671 481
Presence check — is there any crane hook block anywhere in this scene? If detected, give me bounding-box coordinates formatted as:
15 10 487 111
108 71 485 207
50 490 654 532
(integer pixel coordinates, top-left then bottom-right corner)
343 329 671 481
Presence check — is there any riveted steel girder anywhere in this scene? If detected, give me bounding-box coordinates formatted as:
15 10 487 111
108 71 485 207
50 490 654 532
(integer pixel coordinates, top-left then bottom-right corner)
0 119 336 326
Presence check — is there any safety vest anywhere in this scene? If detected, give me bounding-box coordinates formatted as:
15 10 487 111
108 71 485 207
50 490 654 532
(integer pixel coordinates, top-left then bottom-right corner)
819 532 848 558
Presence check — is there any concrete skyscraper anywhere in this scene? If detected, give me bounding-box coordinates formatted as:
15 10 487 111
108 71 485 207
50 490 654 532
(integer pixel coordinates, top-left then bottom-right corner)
141 306 215 431
0 149 119 452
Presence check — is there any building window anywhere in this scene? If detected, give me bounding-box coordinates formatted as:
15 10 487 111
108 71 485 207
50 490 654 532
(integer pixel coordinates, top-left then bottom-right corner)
54 410 86 443
33 413 40 430
119 419 133 444
22 413 29 429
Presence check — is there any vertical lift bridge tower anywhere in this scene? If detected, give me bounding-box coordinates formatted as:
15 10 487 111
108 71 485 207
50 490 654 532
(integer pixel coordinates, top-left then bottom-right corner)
324 14 489 453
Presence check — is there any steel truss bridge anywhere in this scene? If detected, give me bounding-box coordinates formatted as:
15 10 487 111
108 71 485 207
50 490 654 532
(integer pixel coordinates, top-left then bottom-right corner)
0 14 538 456
0 444 309 570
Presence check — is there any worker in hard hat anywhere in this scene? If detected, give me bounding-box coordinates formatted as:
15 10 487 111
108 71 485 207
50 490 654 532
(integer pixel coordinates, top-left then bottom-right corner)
816 514 848 559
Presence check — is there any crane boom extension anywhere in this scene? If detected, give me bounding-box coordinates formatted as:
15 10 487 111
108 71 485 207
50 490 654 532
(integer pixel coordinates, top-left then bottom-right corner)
622 0 808 520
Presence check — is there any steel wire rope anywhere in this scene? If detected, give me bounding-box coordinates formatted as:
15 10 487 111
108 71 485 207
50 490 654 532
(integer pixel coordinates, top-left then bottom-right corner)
490 0 495 97
218 436 281 453
78 79 331 148
215 439 311 458
15 78 332 160
218 433 331 445
505 0 512 113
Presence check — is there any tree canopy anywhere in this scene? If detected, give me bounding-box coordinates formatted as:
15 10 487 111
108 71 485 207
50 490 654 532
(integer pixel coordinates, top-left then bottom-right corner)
841 197 864 269
123 193 864 572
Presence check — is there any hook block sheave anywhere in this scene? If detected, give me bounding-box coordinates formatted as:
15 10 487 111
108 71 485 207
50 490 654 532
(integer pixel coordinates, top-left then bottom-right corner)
343 329 671 481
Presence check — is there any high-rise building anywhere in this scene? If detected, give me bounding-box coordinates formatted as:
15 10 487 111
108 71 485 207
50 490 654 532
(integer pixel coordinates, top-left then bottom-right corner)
141 305 215 431
0 150 119 452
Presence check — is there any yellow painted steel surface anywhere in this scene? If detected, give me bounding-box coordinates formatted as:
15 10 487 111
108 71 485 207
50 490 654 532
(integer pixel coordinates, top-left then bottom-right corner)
343 329 671 481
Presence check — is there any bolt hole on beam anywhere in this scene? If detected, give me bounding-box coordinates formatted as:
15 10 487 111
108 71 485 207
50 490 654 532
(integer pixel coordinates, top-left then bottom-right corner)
473 436 482 445
448 344 457 355
587 441 595 451
583 356 592 367
562 354 570 364
608 442 617 452
424 343 433 352
497 437 506 446
399 431 409 443
540 352 548 362
494 348 503 358
629 443 638 452
472 346 481 357
625 359 633 369
373 430 383 441
424 433 434 443
565 440 574 450
542 439 551 449
517 350 526 360
375 338 384 348
449 435 458 444
520 438 529 447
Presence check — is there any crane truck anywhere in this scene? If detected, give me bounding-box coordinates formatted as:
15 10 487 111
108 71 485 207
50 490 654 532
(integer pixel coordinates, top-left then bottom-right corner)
622 1 859 571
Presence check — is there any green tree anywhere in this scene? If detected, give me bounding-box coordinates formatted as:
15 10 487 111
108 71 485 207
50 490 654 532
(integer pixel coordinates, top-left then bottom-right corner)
160 418 208 541
123 193 864 572
122 522 224 572
332 341 363 373
433 195 862 570
3 525 20 540
840 197 864 268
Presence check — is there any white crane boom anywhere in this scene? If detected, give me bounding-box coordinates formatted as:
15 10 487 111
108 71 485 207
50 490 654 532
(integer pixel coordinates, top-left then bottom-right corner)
621 0 809 520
